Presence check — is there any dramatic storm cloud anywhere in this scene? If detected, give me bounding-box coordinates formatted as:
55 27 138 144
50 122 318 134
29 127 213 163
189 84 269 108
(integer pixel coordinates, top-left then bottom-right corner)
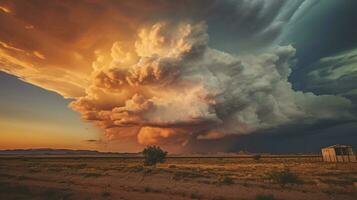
69 22 353 146
300 48 357 101
0 0 355 151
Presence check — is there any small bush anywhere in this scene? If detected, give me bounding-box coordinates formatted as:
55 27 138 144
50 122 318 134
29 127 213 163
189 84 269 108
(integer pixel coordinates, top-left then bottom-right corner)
144 186 152 192
143 186 161 193
255 194 275 200
143 168 152 175
267 169 301 187
213 196 226 200
28 168 41 173
83 172 102 178
219 176 234 185
101 191 111 198
43 188 73 199
48 168 63 172
190 192 201 199
142 146 167 166
130 165 144 172
253 154 262 161
69 164 87 169
173 170 205 180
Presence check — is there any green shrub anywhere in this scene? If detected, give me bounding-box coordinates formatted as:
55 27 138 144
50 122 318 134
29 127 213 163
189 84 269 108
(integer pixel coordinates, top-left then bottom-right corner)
101 191 110 198
143 186 161 193
142 146 167 166
267 169 301 187
173 169 206 181
253 154 262 161
130 165 144 172
190 192 201 199
144 186 152 192
255 194 275 200
83 172 102 178
219 176 234 185
213 196 226 200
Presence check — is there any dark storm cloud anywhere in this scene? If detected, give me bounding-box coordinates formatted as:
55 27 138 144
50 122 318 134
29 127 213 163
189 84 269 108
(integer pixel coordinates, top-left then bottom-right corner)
295 48 357 114
286 0 357 92
303 48 357 93
185 120 357 154
203 0 318 52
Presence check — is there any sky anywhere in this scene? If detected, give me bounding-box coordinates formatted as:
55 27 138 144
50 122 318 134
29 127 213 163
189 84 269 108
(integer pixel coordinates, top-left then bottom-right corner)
0 0 356 153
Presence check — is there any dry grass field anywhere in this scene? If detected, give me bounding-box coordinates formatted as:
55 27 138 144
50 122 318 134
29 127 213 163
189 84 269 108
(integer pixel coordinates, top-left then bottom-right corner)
0 156 356 200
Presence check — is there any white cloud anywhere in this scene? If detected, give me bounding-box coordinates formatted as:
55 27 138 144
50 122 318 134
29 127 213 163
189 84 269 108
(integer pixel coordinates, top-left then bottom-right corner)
70 22 354 146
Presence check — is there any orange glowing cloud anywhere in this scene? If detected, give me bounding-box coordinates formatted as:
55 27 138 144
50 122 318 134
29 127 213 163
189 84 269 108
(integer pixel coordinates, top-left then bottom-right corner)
0 0 177 98
68 21 353 149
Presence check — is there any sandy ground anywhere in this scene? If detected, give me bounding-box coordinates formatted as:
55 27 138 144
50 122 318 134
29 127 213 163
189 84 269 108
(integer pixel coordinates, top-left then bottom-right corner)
0 156 356 200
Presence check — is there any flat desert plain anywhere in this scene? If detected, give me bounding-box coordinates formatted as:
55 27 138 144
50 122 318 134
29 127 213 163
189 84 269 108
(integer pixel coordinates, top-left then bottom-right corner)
0 156 356 200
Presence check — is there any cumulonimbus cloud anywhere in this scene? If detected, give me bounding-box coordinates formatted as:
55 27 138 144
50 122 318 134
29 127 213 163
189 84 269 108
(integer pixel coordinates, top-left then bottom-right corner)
0 0 353 150
69 21 354 147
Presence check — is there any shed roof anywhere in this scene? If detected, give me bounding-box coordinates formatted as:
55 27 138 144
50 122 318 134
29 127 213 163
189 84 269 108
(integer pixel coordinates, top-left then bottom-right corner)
322 144 352 149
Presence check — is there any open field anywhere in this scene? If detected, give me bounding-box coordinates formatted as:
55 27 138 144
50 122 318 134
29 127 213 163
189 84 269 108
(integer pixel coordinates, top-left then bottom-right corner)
0 156 357 200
